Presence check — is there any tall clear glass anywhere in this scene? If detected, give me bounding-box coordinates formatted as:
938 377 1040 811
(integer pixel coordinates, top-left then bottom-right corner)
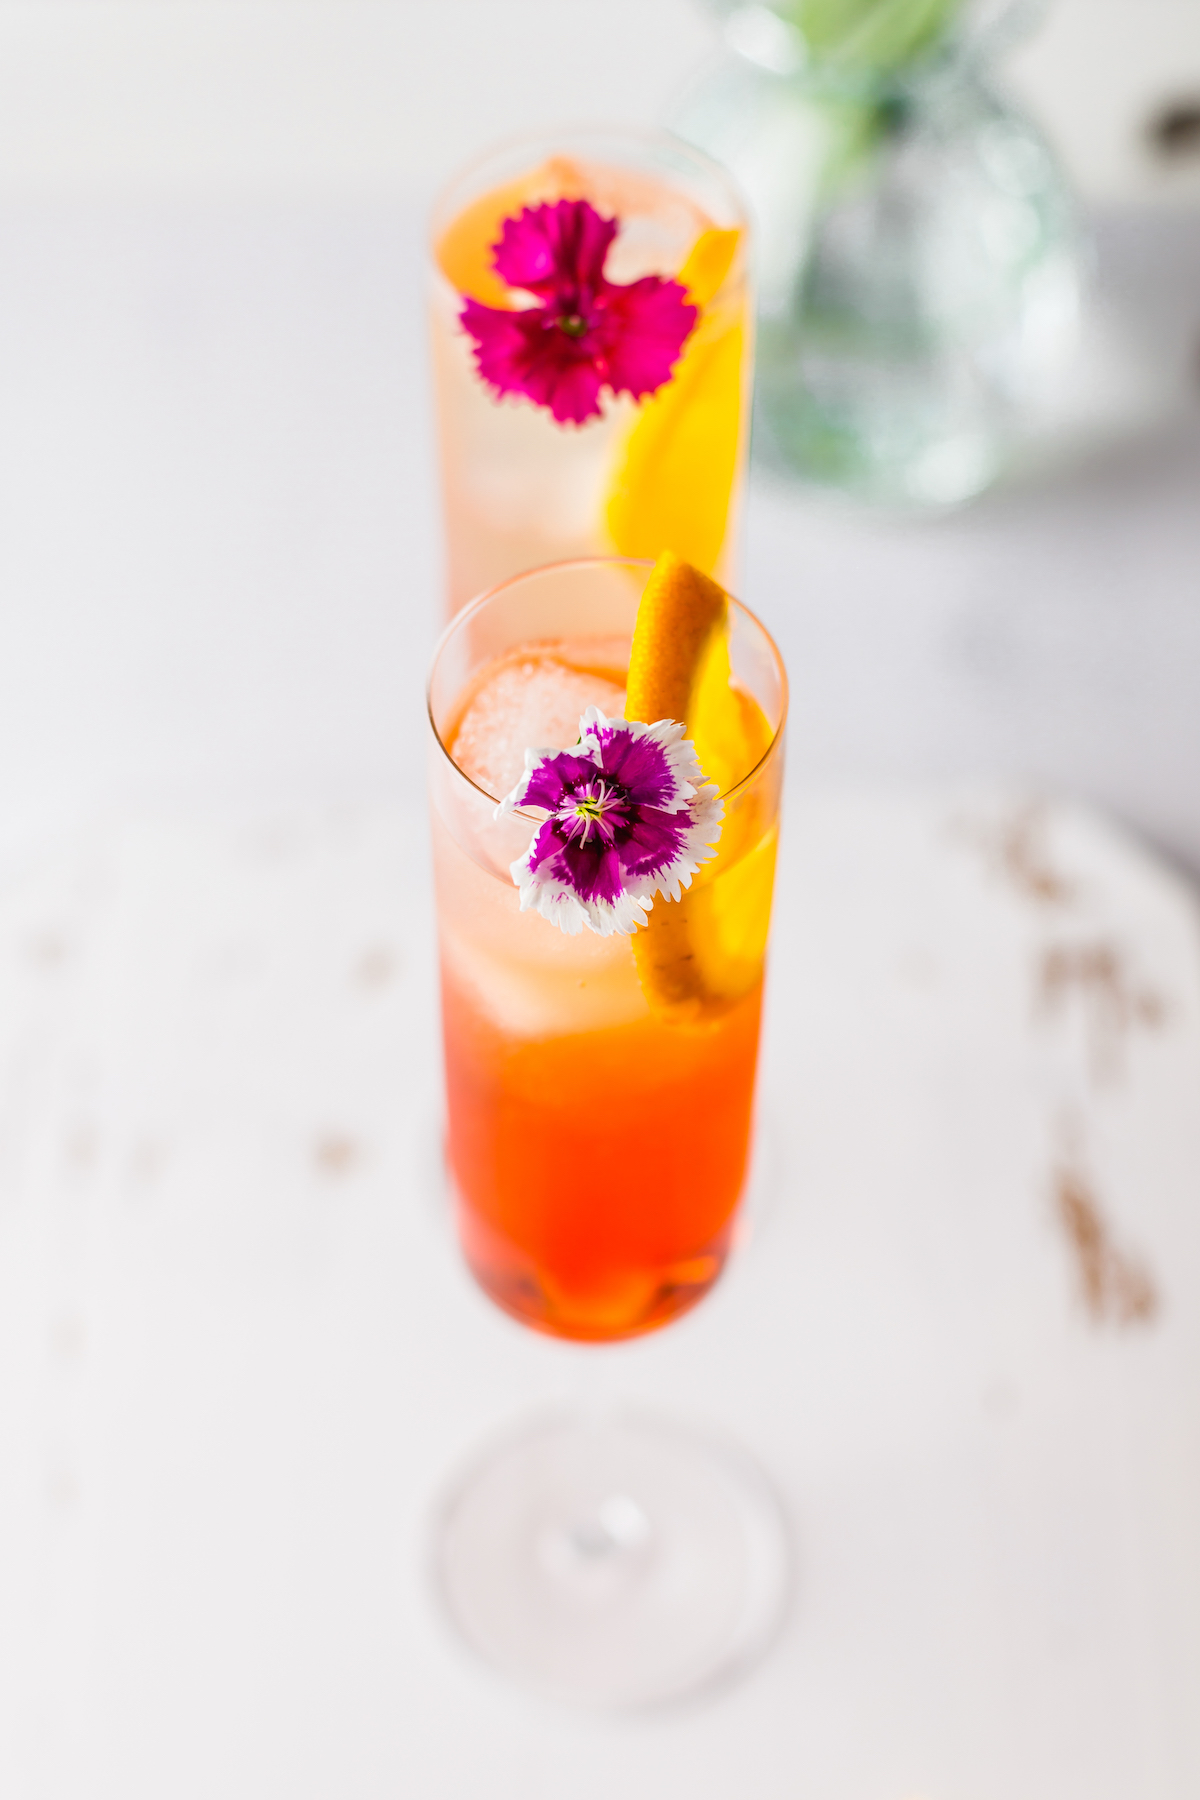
427 558 789 1705
429 131 752 615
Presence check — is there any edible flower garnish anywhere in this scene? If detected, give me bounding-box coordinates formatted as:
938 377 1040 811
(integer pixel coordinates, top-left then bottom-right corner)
496 708 723 936
460 199 698 426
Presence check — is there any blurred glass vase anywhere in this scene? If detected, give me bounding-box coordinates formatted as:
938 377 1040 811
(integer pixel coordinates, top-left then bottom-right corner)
676 0 1083 506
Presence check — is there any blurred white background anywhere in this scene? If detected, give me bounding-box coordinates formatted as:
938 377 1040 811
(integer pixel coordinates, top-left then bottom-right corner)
0 0 1199 204
0 0 1199 866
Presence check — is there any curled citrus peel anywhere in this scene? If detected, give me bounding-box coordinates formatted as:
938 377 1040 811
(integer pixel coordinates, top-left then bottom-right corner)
625 553 777 1024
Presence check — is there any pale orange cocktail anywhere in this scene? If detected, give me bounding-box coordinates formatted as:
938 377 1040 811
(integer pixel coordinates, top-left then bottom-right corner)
427 558 786 1342
429 132 752 615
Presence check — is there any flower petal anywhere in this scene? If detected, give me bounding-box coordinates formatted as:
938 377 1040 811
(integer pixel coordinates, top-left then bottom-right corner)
598 277 697 400
510 845 650 938
524 817 564 877
522 352 607 427
460 299 607 425
619 807 691 882
559 837 625 906
519 749 596 813
596 725 684 812
499 709 726 936
496 744 575 818
492 201 617 299
580 708 703 813
458 200 699 428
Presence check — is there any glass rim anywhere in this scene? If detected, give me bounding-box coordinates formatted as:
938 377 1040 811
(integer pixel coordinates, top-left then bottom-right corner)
428 122 749 242
426 555 789 814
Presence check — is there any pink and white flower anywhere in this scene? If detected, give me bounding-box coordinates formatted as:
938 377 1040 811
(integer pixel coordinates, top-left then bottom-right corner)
459 199 698 427
496 708 723 936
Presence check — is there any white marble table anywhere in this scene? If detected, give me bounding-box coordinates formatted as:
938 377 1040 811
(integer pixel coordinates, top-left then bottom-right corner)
1 791 1198 1798
1 195 1200 1797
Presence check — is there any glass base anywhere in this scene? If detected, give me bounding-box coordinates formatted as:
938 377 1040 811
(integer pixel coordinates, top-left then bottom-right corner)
434 1410 791 1707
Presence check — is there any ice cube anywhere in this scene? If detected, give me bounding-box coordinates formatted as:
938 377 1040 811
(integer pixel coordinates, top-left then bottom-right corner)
450 650 626 798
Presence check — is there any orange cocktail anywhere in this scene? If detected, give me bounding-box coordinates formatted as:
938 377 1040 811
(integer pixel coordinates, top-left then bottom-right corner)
428 557 786 1342
429 131 752 615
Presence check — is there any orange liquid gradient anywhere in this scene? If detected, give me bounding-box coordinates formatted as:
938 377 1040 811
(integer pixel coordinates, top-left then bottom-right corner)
431 612 782 1346
442 962 763 1342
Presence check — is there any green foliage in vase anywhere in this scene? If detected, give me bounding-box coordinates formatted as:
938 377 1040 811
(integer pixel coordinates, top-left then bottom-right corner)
774 0 966 71
781 0 972 192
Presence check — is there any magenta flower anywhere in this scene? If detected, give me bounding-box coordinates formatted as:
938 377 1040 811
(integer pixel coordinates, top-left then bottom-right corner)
459 199 698 426
496 708 723 936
